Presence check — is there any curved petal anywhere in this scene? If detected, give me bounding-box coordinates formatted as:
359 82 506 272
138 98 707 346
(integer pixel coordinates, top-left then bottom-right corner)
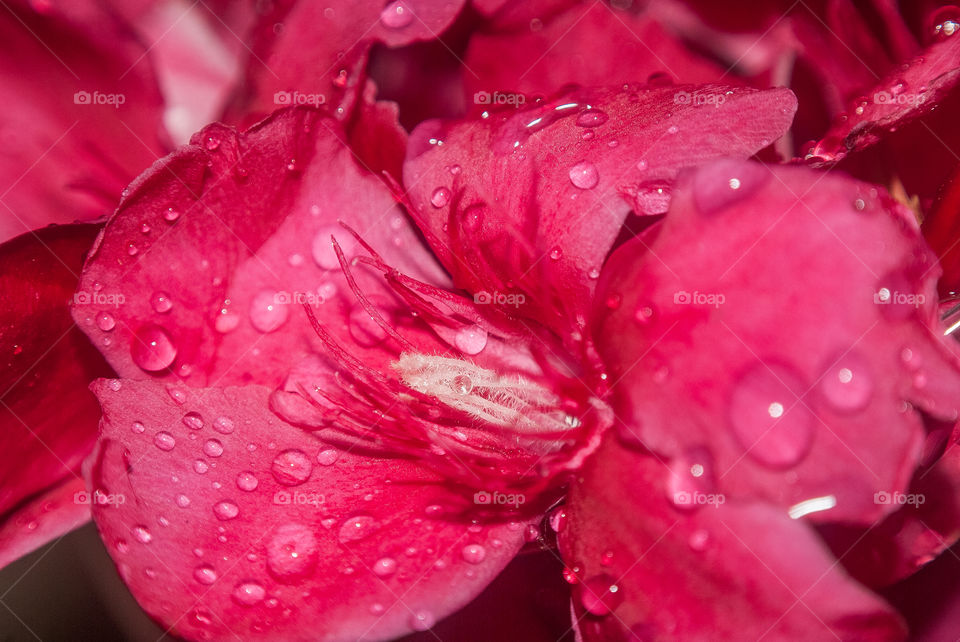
0 224 113 563
559 437 906 641
71 107 446 388
403 85 797 345
0 477 90 570
0 0 168 242
225 0 467 125
465 2 726 101
89 379 528 641
592 160 960 525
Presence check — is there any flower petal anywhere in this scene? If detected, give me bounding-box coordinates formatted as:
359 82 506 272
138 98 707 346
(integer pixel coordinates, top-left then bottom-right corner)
72 107 446 387
592 160 960 524
0 0 168 243
559 437 906 640
89 379 528 641
0 224 112 564
403 85 796 344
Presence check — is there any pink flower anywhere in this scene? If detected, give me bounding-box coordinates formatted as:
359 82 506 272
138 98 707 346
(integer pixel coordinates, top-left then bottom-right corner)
2 1 960 640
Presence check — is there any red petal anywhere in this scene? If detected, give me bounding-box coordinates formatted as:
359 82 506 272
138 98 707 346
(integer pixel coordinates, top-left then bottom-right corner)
808 34 960 163
592 160 960 524
0 477 90 570
403 85 796 344
89 379 529 640
465 3 726 100
225 0 467 125
72 108 446 388
559 437 907 640
0 224 113 563
0 1 167 243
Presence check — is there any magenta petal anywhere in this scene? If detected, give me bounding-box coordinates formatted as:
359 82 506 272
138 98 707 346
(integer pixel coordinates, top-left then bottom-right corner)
593 160 960 525
808 34 960 162
89 379 527 640
403 85 796 343
0 1 167 243
0 224 113 565
559 438 906 640
72 108 446 387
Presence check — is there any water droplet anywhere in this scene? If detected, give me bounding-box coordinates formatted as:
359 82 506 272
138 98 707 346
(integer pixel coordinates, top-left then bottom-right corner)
549 508 567 533
213 501 240 521
236 471 259 492
875 272 922 320
931 6 960 40
563 565 580 584
689 529 710 551
430 186 451 208
666 448 716 510
692 159 769 215
132 525 152 544
409 610 436 632
182 412 204 430
96 312 115 332
267 523 318 581
317 449 339 466
728 362 814 468
203 439 224 458
569 161 599 189
154 432 176 451
312 225 356 270
549 246 563 260
151 291 173 314
576 108 609 127
271 449 313 486
380 0 413 28
131 421 145 434
164 207 180 222
819 351 873 412
176 494 191 508
232 581 266 606
524 524 540 542
452 374 473 395
194 565 217 585
338 515 380 543
454 325 488 355
193 459 209 474
215 306 240 333
213 416 235 434
580 574 624 616
373 557 397 577
249 290 289 333
204 135 220 151
131 325 177 371
461 544 486 564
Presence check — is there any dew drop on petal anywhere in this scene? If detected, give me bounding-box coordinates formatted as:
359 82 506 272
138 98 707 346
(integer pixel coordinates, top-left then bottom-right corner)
232 581 266 606
819 351 873 412
549 246 563 260
317 449 339 466
131 421 145 434
203 439 224 458
461 544 486 564
454 325 488 355
215 308 240 333
549 508 567 533
380 0 413 28
213 501 240 521
271 449 313 486
193 460 209 474
182 412 204 430
96 312 115 332
154 432 176 451
193 565 217 585
452 375 473 395
249 290 289 333
728 363 814 468
236 471 259 492
338 515 380 543
213 416 235 434
692 159 770 215
580 574 624 616
176 494 191 508
151 291 173 314
409 610 436 632
373 557 397 577
131 525 152 544
131 325 177 371
430 187 450 208
267 523 318 581
569 161 599 189
576 108 609 127
312 224 357 270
